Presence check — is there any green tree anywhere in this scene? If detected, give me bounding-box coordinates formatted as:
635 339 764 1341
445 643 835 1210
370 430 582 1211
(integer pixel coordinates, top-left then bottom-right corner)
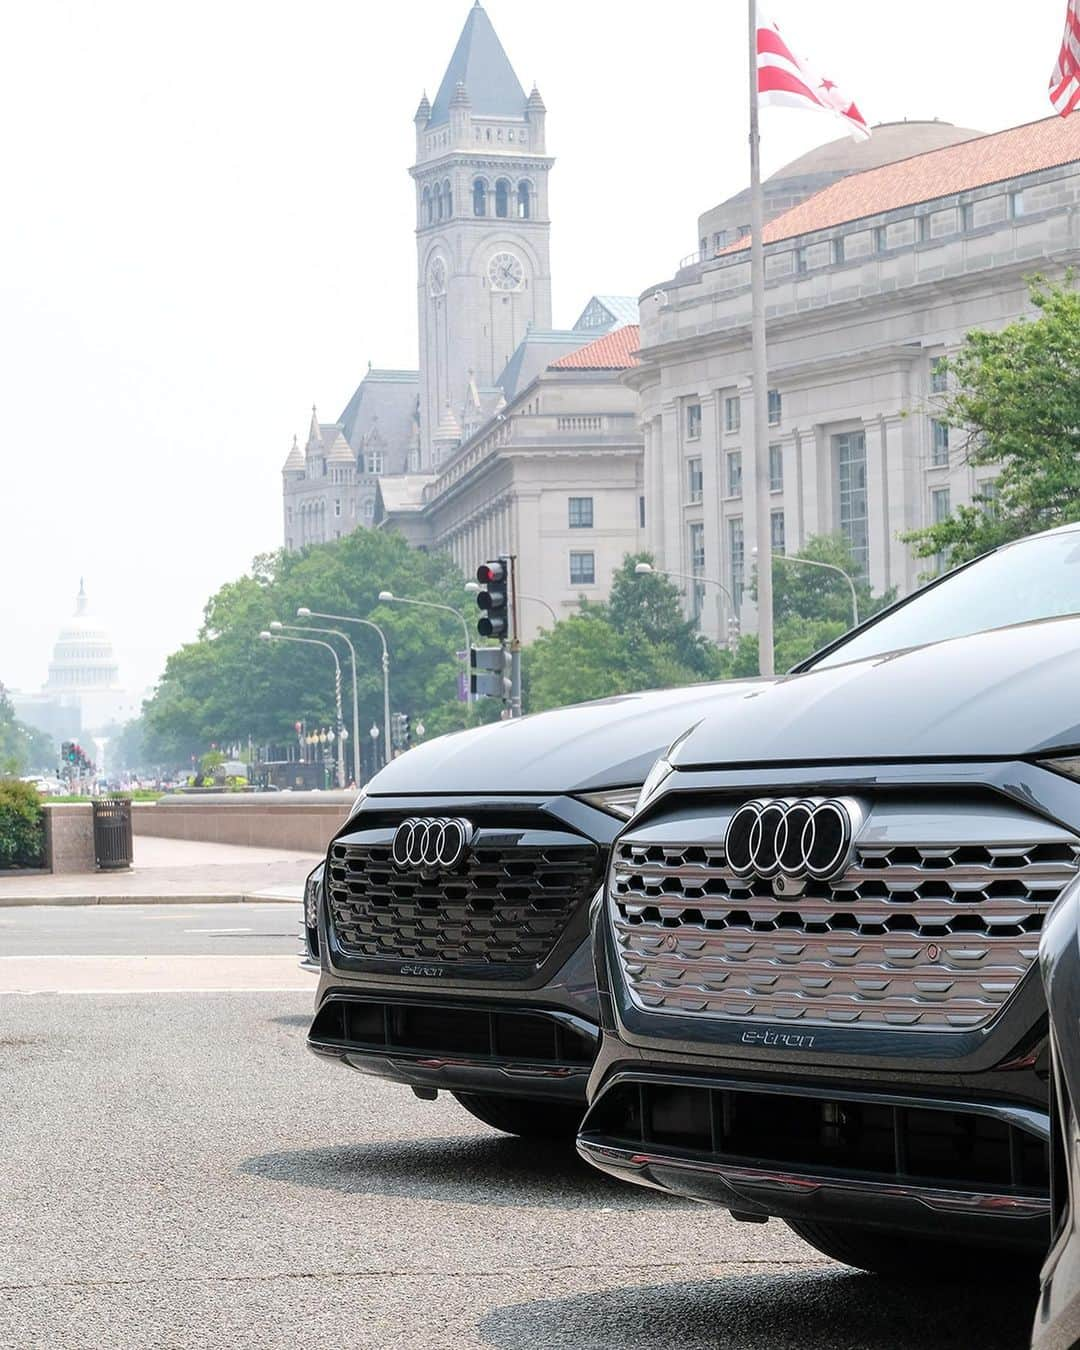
904 277 1080 566
143 531 480 765
525 555 729 713
0 684 54 775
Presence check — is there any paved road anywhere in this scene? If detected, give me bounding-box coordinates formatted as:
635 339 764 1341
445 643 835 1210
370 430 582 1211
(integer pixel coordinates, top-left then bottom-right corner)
0 907 1039 1349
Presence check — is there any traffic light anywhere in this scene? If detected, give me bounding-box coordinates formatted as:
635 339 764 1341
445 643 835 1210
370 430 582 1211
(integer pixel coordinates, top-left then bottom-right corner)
61 741 74 764
391 712 411 752
475 560 509 639
470 646 514 702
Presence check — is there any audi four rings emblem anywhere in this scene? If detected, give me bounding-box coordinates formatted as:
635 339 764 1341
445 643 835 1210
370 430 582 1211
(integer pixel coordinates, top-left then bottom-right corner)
391 817 474 871
724 798 859 883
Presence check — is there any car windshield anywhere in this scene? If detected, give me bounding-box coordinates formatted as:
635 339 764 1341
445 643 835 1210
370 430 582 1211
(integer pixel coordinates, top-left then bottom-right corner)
811 528 1080 669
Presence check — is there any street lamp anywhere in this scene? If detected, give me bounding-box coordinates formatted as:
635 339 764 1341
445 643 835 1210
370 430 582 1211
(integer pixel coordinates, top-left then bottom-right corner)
378 590 472 702
770 552 860 629
634 562 739 643
464 581 558 627
272 620 360 784
259 631 345 787
297 608 392 752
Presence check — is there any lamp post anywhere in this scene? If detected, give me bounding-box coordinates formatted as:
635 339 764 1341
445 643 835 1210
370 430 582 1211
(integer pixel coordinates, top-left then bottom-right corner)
271 621 359 785
378 590 472 702
465 582 558 627
770 552 860 629
369 722 381 773
259 631 345 787
296 609 392 752
634 562 739 643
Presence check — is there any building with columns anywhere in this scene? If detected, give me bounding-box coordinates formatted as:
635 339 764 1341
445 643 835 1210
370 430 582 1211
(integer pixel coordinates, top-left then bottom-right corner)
631 116 1080 644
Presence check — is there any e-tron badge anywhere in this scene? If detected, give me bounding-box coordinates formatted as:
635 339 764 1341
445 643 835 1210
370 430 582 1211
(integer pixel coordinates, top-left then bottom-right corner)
391 817 474 872
724 798 860 884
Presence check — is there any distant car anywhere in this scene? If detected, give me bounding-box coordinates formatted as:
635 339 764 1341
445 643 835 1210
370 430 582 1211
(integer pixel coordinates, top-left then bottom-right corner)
304 681 766 1140
580 524 1080 1277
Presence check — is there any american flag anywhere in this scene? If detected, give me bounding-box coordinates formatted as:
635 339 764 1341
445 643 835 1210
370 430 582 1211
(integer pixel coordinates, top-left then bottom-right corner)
757 13 870 141
1050 0 1080 116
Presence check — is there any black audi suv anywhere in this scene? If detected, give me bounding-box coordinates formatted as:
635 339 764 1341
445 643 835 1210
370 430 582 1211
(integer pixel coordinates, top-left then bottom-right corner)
304 680 764 1139
579 524 1080 1276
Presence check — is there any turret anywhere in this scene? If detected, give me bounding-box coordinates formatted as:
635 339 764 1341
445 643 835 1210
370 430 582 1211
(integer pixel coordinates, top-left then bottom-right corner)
450 81 471 148
527 84 546 152
282 434 305 476
414 91 431 158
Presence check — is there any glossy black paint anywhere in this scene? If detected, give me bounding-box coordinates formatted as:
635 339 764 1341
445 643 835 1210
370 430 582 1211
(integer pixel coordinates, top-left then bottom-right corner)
1034 879 1080 1347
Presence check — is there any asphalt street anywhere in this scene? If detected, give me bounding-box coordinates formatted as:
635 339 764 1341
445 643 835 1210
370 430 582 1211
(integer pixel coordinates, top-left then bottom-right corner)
0 906 1041 1349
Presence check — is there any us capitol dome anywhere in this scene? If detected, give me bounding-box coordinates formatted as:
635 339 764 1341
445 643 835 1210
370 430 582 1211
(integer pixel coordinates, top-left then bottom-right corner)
45 580 122 695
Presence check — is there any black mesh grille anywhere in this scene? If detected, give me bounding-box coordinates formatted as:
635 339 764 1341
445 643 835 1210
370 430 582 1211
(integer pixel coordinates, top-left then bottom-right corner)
327 823 601 973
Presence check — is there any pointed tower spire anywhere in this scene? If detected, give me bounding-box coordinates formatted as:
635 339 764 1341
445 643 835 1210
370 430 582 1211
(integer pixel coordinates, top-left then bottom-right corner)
75 579 89 618
282 434 305 473
414 90 431 125
307 405 320 450
428 4 526 125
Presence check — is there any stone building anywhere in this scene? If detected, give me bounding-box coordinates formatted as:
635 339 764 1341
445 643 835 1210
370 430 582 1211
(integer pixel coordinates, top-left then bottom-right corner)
632 116 1080 644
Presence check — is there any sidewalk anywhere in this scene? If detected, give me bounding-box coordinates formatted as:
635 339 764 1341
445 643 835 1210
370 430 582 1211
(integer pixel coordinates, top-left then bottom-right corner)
0 835 324 907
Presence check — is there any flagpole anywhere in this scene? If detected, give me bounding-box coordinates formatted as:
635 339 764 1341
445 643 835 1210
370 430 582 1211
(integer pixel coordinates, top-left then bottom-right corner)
748 0 775 677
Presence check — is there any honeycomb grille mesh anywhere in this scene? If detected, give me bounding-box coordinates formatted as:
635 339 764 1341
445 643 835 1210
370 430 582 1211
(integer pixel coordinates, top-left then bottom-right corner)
612 803 1080 1030
328 826 600 973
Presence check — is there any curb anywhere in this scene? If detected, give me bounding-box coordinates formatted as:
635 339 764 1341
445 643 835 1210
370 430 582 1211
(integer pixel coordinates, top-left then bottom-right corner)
0 893 302 909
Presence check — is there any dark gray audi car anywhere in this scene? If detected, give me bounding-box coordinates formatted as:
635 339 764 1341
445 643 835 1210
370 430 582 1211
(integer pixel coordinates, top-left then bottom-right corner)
580 524 1080 1277
304 679 761 1139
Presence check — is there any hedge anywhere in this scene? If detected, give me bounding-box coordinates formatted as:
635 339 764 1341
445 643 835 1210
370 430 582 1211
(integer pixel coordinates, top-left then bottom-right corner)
0 778 44 868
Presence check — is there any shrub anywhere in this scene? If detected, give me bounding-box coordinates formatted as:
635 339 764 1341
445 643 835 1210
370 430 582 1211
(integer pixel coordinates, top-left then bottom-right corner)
0 778 44 868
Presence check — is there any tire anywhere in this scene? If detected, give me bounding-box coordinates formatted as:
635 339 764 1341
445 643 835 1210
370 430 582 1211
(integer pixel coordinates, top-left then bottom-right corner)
452 1091 582 1139
784 1219 1039 1281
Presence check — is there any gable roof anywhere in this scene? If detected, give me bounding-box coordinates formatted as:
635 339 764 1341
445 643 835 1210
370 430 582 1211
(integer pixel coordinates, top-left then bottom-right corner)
550 325 640 371
723 116 1080 254
429 4 526 126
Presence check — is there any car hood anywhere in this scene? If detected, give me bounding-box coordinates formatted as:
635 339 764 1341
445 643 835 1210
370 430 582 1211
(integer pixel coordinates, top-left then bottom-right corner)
364 680 767 797
672 616 1080 770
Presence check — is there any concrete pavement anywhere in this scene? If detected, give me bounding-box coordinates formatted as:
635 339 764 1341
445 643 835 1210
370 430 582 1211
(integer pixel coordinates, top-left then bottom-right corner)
0 905 1041 1349
0 835 322 907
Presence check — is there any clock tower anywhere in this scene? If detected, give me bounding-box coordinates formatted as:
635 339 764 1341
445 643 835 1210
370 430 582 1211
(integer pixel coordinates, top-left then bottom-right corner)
411 3 553 466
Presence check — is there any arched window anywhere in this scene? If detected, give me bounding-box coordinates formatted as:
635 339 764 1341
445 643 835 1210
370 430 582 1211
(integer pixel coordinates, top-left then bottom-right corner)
473 178 487 216
443 179 452 217
434 183 443 220
495 178 510 218
422 187 432 225
517 181 531 219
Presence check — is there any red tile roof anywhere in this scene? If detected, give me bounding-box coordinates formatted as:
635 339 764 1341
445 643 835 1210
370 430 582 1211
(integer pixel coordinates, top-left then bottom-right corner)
550 324 640 370
724 116 1080 252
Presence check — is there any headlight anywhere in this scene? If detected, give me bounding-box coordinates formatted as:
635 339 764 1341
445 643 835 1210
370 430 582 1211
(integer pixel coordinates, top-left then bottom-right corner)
1038 757 1080 782
576 787 642 819
304 866 323 929
635 723 701 815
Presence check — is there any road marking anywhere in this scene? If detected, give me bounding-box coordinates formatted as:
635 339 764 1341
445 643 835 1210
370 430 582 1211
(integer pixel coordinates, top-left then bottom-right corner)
0 955 319 994
183 927 253 934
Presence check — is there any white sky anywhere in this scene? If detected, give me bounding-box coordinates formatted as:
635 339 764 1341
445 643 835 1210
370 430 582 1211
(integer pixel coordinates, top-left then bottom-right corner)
0 0 1065 697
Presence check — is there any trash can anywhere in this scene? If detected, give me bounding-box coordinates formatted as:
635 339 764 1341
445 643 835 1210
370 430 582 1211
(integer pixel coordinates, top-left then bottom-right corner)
92 798 133 871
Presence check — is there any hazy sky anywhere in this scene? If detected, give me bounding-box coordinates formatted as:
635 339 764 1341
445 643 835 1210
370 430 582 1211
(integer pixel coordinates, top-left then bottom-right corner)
0 0 1065 698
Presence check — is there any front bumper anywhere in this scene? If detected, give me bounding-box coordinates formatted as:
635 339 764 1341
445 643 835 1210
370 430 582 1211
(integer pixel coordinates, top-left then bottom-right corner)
580 759 1080 1248
309 792 619 1103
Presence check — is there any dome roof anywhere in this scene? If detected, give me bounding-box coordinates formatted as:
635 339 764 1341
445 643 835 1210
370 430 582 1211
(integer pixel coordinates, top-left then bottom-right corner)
45 581 121 692
767 121 985 183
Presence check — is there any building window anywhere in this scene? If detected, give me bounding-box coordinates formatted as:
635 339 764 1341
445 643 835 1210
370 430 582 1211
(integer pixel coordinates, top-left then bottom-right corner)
367 451 384 474
363 498 375 521
930 357 948 394
518 181 531 218
689 522 706 618
931 486 951 574
724 396 741 433
770 508 786 555
686 402 702 441
495 178 511 218
768 389 782 426
638 495 646 529
423 187 432 225
769 443 783 492
726 450 743 498
334 499 342 518
688 457 703 503
728 518 745 609
930 419 950 466
834 430 869 573
569 551 596 586
444 179 452 217
977 479 999 517
473 179 487 216
568 496 594 528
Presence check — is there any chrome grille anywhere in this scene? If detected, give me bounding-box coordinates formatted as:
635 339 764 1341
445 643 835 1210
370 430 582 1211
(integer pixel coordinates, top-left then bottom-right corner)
612 796 1080 1030
328 824 600 973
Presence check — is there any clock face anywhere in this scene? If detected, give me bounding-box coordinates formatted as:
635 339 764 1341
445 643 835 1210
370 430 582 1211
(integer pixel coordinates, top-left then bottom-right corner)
428 255 447 298
488 251 524 292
